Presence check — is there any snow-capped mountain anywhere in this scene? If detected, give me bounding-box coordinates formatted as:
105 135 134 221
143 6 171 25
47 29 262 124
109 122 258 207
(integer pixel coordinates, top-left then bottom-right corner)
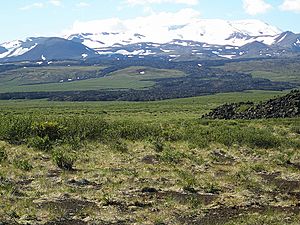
66 19 281 49
63 18 300 59
273 31 300 50
1 19 300 62
0 37 97 62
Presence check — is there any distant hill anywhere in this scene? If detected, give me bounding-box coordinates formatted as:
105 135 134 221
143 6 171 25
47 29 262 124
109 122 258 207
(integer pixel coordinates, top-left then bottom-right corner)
0 37 97 62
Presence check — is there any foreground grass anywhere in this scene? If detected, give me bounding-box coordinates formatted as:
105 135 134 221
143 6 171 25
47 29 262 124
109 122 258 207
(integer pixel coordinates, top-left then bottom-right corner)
0 91 299 224
0 90 289 122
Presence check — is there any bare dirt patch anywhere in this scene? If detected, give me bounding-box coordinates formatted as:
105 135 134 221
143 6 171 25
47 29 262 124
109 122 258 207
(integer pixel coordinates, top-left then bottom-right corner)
37 197 99 216
178 205 300 225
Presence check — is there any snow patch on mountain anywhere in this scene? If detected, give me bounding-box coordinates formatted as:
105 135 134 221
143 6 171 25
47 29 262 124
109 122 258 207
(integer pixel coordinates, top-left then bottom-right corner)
115 49 155 56
0 43 37 58
219 54 236 59
1 40 23 51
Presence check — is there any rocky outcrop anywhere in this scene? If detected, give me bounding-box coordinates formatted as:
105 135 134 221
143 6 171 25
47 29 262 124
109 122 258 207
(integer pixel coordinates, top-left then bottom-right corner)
203 90 300 119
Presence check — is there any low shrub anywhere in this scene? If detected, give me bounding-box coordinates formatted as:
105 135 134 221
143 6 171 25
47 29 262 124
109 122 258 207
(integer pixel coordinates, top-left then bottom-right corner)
62 116 108 141
28 135 52 151
159 147 185 164
66 136 83 150
31 121 64 141
243 128 280 149
110 140 128 153
177 170 197 188
291 126 300 134
14 159 33 171
0 146 7 162
103 121 161 141
152 138 165 152
0 116 33 144
0 174 16 194
0 114 296 152
250 163 267 172
52 147 77 171
185 127 210 149
203 182 221 194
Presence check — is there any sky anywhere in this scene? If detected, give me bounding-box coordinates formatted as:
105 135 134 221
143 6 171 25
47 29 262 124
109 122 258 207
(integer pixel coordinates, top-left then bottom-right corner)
0 0 300 43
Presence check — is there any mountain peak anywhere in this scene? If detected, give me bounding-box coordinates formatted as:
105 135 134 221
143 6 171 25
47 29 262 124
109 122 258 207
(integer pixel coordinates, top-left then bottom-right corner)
273 31 300 49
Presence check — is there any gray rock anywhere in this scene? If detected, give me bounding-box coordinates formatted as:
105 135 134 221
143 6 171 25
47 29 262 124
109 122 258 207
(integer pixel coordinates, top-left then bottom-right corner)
203 90 300 119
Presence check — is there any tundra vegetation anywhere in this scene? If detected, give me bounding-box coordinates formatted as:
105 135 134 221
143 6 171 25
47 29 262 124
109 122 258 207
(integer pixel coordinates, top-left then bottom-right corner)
0 90 299 224
0 57 297 101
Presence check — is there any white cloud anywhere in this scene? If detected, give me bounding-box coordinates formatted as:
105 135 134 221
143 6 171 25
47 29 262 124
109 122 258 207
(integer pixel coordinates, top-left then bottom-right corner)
49 0 62 6
125 0 199 5
243 0 272 15
280 0 300 12
20 1 62 10
66 18 126 34
20 2 44 10
76 2 91 8
143 6 155 14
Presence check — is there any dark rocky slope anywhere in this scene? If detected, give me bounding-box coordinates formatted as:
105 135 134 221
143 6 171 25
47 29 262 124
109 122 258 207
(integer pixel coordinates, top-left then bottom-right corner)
203 90 300 119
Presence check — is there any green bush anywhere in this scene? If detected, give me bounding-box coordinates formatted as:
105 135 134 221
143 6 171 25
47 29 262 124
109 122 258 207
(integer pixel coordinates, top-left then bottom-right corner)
66 136 83 150
161 124 183 141
184 126 210 149
184 123 281 149
204 182 221 194
152 138 164 152
159 147 185 164
62 116 108 141
243 128 280 149
52 147 77 171
31 121 64 141
14 159 33 171
0 146 7 162
0 114 296 152
103 121 161 141
233 166 253 184
250 163 267 172
177 170 196 188
0 116 33 144
110 140 128 153
0 174 16 194
28 135 53 151
291 126 300 134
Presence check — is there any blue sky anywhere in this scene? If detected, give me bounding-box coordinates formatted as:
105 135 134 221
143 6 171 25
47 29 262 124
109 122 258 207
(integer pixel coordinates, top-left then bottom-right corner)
1 0 299 43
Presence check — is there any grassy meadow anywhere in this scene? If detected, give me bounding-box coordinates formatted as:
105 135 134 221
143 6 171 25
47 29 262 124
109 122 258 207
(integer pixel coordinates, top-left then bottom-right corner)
0 66 186 93
217 59 300 84
0 90 300 224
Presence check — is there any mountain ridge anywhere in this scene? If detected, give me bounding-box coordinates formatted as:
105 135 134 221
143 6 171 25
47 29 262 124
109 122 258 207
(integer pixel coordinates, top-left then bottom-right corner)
65 19 281 48
1 19 300 62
